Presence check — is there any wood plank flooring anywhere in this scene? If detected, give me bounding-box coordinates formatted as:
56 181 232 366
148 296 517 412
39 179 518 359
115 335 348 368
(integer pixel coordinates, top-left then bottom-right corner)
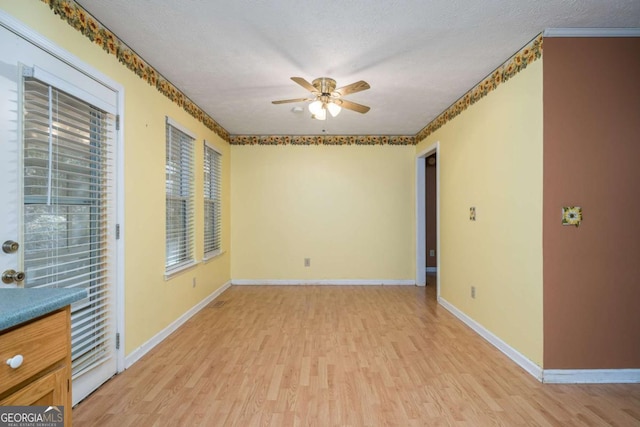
73 282 640 426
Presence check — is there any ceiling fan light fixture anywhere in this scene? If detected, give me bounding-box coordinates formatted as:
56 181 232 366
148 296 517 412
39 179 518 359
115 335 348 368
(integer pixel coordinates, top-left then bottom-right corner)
273 76 370 118
327 102 341 117
308 100 323 115
313 108 327 120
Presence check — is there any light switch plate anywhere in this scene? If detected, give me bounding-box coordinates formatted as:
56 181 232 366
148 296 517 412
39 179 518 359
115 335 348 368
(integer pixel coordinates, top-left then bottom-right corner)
562 206 582 227
470 206 476 221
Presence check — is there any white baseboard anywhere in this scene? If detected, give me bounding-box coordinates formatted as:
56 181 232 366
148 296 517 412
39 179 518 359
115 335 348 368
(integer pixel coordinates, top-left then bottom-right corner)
231 279 415 286
425 267 437 273
122 281 639 384
124 280 231 369
438 296 543 381
438 297 640 384
543 369 640 384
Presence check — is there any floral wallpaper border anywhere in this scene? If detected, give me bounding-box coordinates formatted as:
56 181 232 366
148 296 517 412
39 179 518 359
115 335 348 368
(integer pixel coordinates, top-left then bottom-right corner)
43 0 230 142
230 33 542 146
229 135 416 146
415 33 543 142
42 0 542 147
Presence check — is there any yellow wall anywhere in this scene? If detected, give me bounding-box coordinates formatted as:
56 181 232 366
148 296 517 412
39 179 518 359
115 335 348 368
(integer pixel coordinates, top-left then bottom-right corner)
416 60 544 365
1 0 542 365
231 145 415 281
1 1 232 354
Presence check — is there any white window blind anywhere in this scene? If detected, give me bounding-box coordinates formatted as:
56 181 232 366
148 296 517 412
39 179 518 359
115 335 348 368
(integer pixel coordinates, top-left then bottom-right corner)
165 118 195 272
22 77 115 378
203 142 221 258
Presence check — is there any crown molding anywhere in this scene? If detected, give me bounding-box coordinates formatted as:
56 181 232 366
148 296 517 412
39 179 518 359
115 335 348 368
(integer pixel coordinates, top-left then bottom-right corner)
544 28 640 37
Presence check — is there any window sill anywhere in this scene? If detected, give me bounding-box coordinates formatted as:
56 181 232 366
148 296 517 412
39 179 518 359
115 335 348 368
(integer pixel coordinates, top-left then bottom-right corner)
203 250 226 263
164 260 198 280
163 250 226 279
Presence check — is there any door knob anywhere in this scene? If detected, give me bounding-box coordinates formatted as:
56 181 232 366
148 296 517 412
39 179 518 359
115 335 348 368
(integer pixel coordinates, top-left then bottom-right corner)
2 240 19 254
2 269 25 284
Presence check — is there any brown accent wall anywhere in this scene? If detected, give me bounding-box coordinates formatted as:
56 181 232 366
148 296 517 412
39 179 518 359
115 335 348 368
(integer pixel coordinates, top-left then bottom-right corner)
543 38 640 369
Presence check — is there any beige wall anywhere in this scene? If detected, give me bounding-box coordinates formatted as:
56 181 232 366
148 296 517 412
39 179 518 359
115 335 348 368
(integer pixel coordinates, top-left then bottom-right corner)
543 37 640 369
416 60 544 365
231 145 415 282
0 0 232 355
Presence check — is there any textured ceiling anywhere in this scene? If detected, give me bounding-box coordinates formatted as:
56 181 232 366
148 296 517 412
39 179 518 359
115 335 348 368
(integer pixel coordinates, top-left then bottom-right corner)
76 0 640 137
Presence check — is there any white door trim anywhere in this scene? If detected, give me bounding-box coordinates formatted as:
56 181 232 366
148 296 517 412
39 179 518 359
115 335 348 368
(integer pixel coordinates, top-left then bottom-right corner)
0 9 126 377
416 142 440 296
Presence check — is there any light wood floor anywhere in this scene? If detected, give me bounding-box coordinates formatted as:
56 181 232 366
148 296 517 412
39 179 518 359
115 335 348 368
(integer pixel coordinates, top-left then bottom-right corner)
74 282 640 426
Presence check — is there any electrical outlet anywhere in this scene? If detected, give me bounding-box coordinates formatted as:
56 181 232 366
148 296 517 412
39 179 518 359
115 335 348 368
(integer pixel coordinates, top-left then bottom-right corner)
471 286 476 299
429 249 435 257
470 207 476 221
304 258 311 267
192 277 196 288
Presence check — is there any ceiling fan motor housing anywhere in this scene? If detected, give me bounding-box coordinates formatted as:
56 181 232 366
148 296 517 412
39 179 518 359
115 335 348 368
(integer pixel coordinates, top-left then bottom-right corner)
312 77 337 96
272 76 370 115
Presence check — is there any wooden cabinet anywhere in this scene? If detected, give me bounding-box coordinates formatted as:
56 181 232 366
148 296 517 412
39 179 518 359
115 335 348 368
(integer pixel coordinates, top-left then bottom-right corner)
0 307 72 427
0 367 67 406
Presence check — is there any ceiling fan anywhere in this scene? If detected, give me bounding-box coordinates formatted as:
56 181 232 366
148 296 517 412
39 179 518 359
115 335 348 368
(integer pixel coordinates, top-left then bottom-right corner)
272 77 370 120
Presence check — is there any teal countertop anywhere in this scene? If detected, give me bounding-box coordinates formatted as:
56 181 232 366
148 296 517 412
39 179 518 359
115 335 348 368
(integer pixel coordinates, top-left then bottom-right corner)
0 288 87 331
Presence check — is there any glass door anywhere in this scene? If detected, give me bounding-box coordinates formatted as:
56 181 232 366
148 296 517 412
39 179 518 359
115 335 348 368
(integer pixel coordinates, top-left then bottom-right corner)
0 22 119 405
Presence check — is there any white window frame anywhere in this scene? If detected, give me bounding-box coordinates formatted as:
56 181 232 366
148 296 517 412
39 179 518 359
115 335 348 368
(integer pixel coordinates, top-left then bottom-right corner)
165 117 195 277
203 141 222 260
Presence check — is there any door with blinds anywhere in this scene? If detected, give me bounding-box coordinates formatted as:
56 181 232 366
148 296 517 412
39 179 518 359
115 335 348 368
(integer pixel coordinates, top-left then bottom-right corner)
0 21 119 405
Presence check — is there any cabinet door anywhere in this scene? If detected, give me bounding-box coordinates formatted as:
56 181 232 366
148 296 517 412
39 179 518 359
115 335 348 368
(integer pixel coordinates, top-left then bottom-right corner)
0 367 70 426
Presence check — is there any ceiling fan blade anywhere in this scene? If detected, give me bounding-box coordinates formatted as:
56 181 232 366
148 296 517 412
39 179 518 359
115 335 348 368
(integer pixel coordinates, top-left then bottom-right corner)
336 98 370 114
291 77 318 93
272 97 313 104
335 80 370 96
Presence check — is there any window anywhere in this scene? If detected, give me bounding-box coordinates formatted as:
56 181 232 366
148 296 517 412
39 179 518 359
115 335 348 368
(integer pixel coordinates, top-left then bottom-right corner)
203 142 221 258
165 118 195 273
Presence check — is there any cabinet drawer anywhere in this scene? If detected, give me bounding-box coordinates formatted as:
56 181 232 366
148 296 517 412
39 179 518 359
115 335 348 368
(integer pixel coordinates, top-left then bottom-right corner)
0 366 67 406
0 310 69 394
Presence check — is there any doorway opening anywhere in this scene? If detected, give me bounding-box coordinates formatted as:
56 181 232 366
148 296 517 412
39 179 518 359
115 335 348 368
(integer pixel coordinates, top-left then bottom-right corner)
425 153 437 279
416 142 439 297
